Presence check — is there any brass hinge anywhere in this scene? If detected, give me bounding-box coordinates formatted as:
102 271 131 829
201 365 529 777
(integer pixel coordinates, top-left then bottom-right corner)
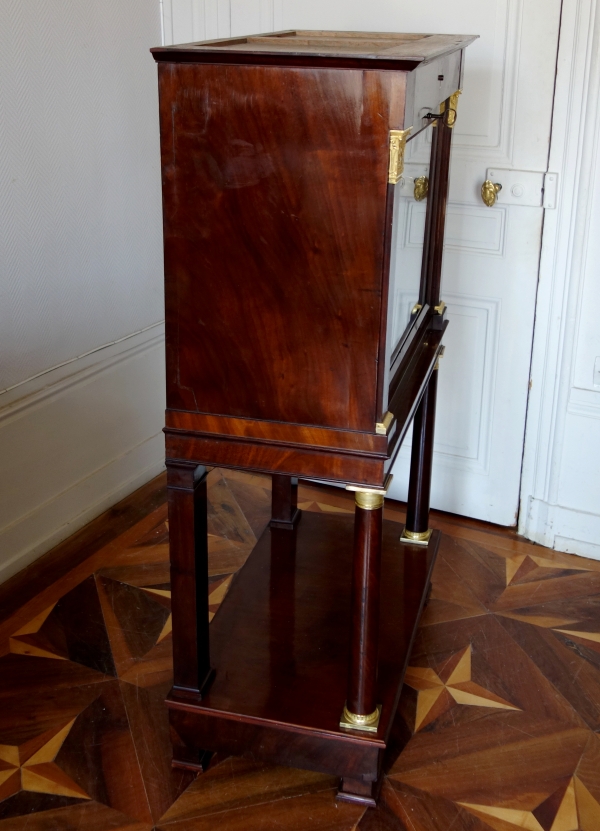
440 90 462 128
388 128 412 184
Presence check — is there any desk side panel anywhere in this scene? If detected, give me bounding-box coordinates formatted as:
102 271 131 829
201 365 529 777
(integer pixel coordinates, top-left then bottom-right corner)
159 63 405 432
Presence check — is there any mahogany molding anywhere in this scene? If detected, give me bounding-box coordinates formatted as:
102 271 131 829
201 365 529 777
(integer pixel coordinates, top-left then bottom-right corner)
166 411 388 454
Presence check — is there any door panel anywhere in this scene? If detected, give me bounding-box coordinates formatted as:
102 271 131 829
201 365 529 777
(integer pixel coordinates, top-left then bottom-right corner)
161 0 562 525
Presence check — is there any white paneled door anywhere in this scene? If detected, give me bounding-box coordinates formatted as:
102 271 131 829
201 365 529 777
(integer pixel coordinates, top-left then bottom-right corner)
161 0 562 525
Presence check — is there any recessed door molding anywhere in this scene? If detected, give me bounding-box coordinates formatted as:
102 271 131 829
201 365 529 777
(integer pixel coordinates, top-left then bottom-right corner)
520 0 600 558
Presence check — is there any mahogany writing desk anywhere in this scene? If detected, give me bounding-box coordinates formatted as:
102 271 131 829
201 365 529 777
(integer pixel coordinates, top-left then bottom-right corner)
151 30 476 806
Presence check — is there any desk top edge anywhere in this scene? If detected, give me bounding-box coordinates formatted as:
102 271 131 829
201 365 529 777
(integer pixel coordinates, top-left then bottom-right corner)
151 30 478 66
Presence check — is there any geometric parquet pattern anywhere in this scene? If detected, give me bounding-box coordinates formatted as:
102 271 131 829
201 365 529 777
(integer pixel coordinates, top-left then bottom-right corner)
1 468 600 829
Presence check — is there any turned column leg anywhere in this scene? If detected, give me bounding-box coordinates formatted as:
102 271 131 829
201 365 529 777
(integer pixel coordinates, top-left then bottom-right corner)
167 461 214 697
402 365 439 546
270 474 301 530
346 495 382 724
340 479 391 733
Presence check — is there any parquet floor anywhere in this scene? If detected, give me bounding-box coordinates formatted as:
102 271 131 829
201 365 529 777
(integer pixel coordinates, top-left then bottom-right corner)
1 469 600 830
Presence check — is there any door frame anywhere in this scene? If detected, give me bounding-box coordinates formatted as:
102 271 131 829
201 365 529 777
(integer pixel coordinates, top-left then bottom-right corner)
519 0 600 544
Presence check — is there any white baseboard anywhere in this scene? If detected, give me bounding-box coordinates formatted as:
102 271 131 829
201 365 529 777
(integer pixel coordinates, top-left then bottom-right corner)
521 496 600 560
0 324 166 584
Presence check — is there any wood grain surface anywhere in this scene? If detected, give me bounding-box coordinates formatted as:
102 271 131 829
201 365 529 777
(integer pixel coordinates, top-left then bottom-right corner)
159 61 402 432
2 470 599 829
166 511 436 788
151 31 478 71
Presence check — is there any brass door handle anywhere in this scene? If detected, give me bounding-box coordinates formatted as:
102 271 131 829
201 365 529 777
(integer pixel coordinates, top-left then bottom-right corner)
481 180 502 207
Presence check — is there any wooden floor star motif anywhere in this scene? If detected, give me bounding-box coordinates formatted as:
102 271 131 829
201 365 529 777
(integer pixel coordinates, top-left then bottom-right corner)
9 603 63 660
504 553 590 586
459 774 600 831
139 576 233 631
553 627 600 653
141 587 173 640
0 719 89 802
404 644 520 731
497 610 600 657
2 469 600 830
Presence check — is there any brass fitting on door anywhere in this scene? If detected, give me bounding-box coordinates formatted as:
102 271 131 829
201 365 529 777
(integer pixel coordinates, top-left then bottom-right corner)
414 176 429 201
481 180 502 207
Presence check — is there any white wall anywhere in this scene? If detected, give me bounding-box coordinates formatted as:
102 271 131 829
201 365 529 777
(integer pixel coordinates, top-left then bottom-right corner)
161 0 273 43
520 0 600 559
0 1 166 581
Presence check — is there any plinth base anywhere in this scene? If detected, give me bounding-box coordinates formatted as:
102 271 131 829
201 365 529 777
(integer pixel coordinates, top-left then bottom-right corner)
167 512 439 804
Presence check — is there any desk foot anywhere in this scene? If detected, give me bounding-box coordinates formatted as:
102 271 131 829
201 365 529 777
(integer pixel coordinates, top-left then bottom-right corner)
270 475 302 529
337 776 379 807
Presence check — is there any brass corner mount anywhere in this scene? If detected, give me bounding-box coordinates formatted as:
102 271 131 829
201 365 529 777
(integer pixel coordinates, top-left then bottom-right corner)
388 127 413 184
375 410 395 435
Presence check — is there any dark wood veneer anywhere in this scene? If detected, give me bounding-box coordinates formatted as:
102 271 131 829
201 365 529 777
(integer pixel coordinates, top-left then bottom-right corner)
167 463 213 697
270 474 301 529
406 372 439 535
152 28 476 804
165 430 388 486
159 61 401 432
165 411 388 453
348 505 384 717
167 513 438 782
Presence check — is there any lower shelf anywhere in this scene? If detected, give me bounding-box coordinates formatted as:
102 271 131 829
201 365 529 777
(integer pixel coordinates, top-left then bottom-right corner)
167 510 439 787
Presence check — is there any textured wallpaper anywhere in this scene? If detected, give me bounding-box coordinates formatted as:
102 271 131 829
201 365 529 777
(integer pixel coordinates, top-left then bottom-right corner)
0 0 164 391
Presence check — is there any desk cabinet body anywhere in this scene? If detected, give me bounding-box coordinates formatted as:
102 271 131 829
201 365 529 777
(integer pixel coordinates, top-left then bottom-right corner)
152 30 476 805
